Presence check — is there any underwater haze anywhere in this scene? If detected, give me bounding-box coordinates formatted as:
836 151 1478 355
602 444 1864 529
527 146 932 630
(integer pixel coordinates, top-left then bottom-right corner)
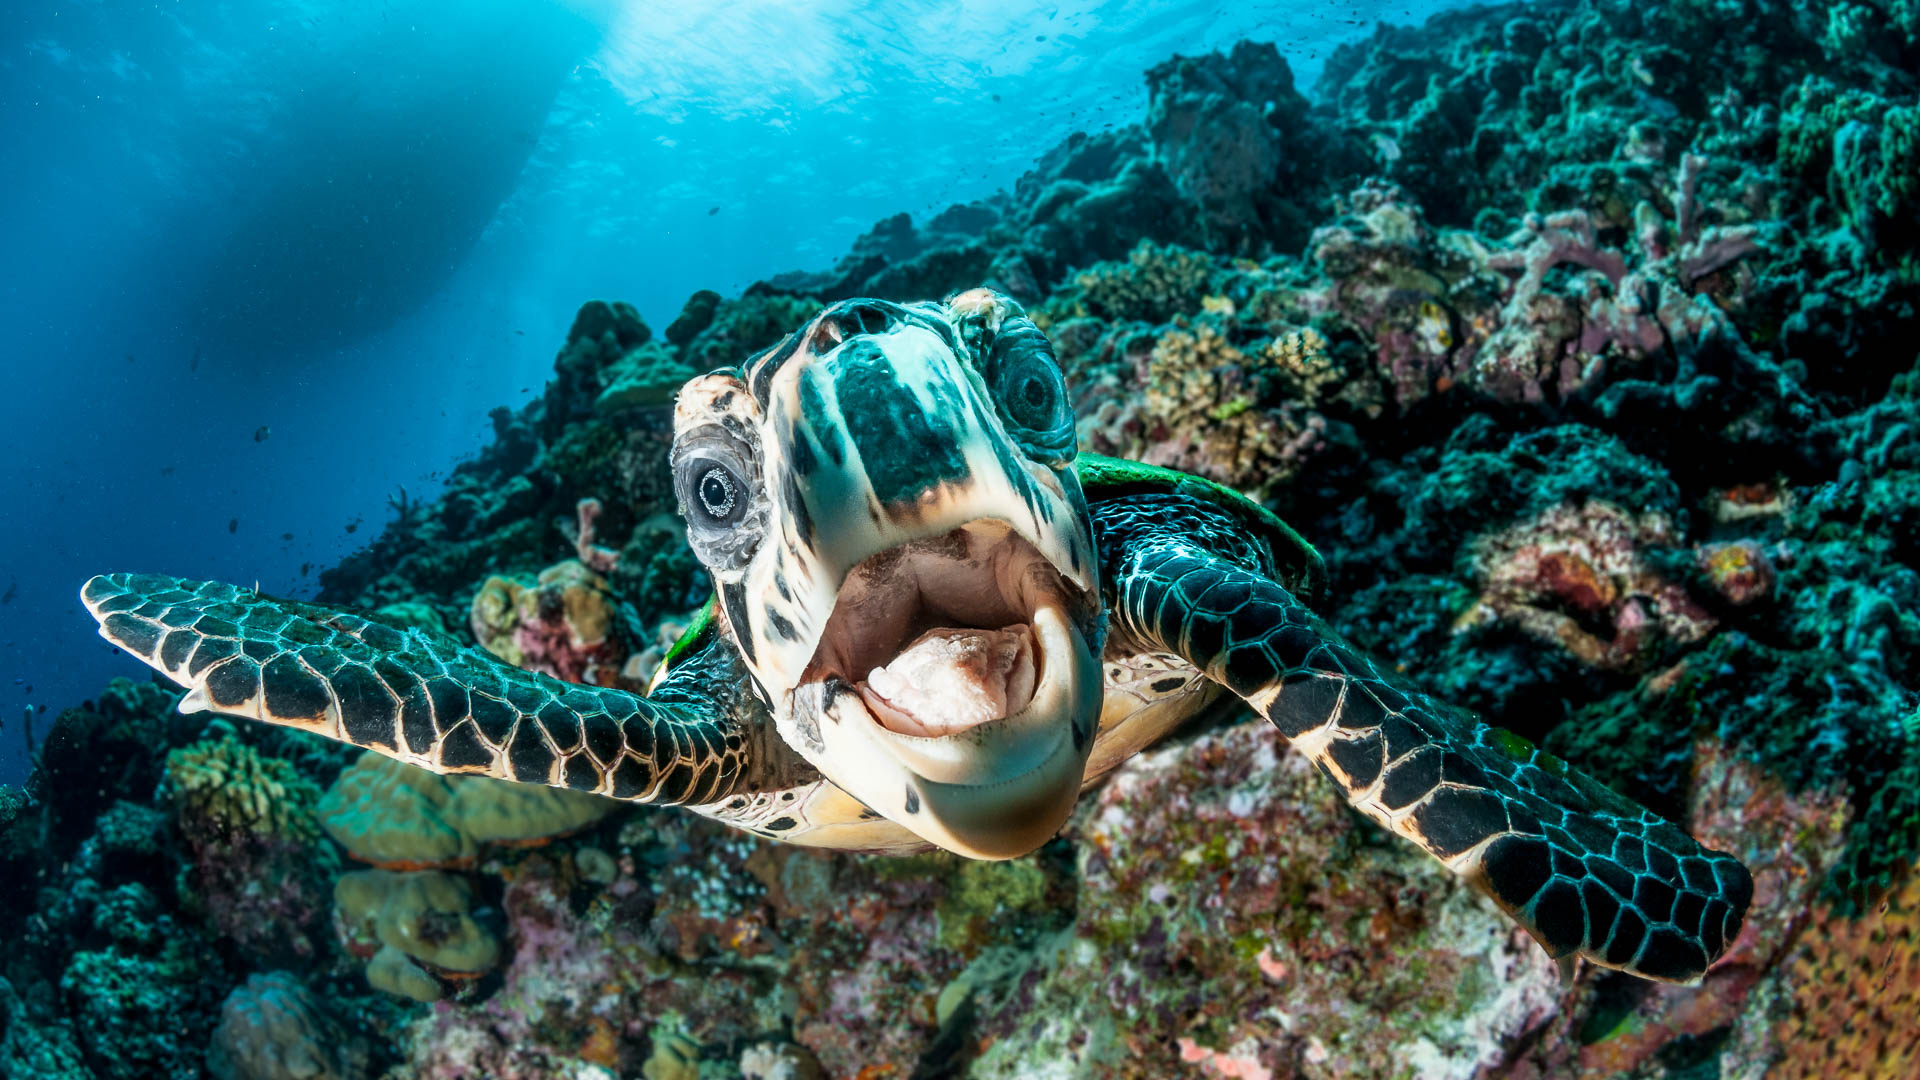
0 0 1414 786
8 0 1920 1077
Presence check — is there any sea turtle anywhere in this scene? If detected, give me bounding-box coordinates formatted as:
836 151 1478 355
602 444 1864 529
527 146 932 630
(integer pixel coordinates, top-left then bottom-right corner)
82 288 1750 983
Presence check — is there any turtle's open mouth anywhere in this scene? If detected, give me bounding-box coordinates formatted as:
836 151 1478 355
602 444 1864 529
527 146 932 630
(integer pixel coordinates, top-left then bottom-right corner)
802 519 1084 740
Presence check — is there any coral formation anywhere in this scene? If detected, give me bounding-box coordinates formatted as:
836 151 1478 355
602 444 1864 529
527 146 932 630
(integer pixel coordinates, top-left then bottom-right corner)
316 750 615 868
1772 867 1920 1077
470 559 626 686
1459 500 1715 670
165 733 336 963
334 869 501 1002
207 972 368 1080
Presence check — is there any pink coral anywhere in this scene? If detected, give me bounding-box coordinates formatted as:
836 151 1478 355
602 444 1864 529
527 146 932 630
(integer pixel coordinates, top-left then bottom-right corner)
574 497 621 575
470 560 626 686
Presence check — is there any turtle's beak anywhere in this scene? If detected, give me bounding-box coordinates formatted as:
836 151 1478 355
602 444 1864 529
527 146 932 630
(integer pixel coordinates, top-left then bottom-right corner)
792 519 1102 859
733 299 1103 859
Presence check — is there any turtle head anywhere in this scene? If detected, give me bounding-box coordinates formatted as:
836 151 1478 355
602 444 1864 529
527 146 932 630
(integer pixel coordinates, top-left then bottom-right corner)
669 289 1104 858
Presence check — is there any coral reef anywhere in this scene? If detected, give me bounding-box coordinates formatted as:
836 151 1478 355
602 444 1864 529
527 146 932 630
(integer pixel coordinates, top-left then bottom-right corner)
1459 500 1715 670
165 733 337 963
14 0 1920 1075
470 559 627 686
1771 866 1920 1078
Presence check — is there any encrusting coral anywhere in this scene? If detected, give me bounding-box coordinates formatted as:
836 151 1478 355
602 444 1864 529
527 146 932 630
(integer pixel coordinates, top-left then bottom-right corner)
1771 866 1920 1077
315 750 615 869
334 870 501 1003
1458 500 1716 670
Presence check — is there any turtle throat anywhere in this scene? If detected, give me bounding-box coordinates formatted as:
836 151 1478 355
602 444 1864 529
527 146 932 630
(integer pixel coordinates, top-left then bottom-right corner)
803 520 1072 738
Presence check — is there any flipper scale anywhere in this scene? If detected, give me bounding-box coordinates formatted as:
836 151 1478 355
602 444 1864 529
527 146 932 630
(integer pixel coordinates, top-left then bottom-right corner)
81 572 756 806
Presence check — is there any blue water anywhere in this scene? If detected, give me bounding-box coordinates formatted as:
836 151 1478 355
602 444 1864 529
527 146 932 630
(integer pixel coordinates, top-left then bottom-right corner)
0 0 1451 784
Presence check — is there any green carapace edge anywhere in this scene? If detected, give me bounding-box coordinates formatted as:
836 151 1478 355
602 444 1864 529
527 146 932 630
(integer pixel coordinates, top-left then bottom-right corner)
1072 452 1326 602
653 453 1326 682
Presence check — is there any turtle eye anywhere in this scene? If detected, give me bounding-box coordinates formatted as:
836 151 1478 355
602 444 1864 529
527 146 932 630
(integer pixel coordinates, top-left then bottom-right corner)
671 435 764 575
695 466 741 523
1000 365 1064 432
986 317 1075 463
678 458 748 528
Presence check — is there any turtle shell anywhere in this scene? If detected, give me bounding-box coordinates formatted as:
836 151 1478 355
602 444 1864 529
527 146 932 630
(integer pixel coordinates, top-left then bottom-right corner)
1072 452 1327 606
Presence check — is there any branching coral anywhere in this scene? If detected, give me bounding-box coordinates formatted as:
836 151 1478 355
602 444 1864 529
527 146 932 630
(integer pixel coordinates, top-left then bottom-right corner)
1083 316 1339 498
166 734 327 847
1048 240 1216 324
165 734 336 962
573 497 621 575
1476 155 1768 405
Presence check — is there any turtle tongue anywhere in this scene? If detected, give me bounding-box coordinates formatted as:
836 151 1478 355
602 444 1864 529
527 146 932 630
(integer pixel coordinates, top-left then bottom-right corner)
857 624 1037 737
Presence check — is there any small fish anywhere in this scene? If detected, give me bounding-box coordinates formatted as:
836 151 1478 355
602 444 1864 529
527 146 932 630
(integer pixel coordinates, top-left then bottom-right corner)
513 329 526 336
20 685 29 696
0 581 15 604
300 562 313 577
160 465 176 476
126 353 136 364
345 520 360 534
229 518 239 534
280 532 294 541
253 425 271 443
190 344 201 372
708 206 720 216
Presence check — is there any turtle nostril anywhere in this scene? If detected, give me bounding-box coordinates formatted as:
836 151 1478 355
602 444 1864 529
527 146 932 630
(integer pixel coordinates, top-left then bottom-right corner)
813 302 895 350
853 304 890 337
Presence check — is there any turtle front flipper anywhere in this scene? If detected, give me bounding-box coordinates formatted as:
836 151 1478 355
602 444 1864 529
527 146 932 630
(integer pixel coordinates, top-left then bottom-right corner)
81 573 763 805
1094 498 1752 984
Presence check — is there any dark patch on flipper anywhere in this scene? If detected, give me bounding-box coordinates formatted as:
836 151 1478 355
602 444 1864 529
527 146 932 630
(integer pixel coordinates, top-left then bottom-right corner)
261 653 332 724
102 613 164 658
332 662 398 751
205 656 262 709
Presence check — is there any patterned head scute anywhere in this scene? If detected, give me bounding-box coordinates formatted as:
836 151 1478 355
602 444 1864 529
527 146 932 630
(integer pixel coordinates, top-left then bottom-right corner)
668 289 1106 858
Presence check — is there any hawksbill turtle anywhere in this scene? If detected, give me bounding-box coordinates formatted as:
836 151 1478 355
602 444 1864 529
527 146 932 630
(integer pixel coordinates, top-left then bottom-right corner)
82 288 1751 983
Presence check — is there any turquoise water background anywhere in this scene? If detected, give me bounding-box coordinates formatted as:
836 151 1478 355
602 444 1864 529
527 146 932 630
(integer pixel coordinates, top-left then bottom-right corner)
0 0 1460 782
